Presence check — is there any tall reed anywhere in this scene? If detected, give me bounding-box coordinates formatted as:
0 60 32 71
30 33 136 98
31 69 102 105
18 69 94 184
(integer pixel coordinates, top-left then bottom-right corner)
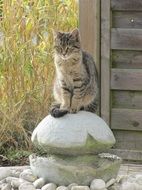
0 0 78 151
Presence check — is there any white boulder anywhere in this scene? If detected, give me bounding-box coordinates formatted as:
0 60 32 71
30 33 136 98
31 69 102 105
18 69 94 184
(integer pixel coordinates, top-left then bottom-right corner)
30 153 121 186
32 111 115 155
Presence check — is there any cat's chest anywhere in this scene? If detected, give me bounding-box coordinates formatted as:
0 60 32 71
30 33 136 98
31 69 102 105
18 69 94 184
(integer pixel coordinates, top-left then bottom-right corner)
61 72 74 87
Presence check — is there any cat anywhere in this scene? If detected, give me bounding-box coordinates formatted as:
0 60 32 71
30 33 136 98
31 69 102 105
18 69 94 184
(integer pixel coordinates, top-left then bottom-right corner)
50 28 98 118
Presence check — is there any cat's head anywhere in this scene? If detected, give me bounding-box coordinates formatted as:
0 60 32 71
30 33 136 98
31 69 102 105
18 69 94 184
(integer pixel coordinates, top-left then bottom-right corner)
53 28 81 59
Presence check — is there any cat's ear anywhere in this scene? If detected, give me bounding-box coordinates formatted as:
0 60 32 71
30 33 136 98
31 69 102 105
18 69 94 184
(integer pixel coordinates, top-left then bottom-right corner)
52 30 62 39
71 28 80 42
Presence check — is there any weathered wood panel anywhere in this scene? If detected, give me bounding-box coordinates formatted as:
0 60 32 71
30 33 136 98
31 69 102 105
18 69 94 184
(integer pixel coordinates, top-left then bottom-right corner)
101 0 111 124
111 108 142 131
111 69 142 90
112 12 142 29
111 28 142 50
112 50 142 69
111 0 142 11
112 91 142 109
109 149 142 161
112 130 142 150
101 0 142 160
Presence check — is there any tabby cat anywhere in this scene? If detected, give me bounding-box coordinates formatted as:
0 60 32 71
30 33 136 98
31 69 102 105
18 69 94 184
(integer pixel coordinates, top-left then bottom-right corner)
50 28 98 118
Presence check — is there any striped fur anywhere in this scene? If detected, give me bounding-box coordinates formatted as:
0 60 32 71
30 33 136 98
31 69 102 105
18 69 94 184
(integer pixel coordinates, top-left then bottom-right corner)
50 28 98 118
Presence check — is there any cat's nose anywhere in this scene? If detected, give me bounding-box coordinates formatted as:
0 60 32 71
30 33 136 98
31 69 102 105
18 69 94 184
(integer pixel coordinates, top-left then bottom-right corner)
63 52 66 56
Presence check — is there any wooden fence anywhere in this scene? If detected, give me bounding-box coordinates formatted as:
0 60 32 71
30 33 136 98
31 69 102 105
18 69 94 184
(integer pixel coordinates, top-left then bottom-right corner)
79 0 142 161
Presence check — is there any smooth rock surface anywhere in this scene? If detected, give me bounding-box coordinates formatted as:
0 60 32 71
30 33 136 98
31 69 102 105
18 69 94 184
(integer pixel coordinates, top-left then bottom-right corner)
56 186 68 190
90 179 106 190
20 169 37 182
30 153 121 186
10 178 26 188
1 183 11 190
33 178 45 189
68 183 78 190
6 176 26 187
0 169 12 181
32 112 116 155
41 183 57 190
0 166 30 180
71 186 90 190
19 182 36 190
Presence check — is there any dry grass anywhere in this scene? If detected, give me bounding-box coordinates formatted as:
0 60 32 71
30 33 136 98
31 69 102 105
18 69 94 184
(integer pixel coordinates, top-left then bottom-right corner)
0 0 78 152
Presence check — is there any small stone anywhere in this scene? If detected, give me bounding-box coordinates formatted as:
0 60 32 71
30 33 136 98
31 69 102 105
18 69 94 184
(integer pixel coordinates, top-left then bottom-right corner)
121 182 135 190
23 169 33 173
6 177 26 188
1 183 11 190
33 178 45 189
71 186 90 190
56 186 68 190
19 182 36 190
20 170 37 182
90 179 106 190
0 179 6 185
11 170 21 178
6 177 20 183
11 178 27 188
0 169 12 180
136 174 142 185
68 183 78 190
106 179 116 188
42 183 57 190
6 177 18 183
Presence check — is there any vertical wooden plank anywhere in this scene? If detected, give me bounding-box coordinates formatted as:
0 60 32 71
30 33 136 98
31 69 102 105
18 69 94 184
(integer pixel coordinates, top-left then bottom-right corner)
101 0 111 124
79 0 100 73
79 0 101 114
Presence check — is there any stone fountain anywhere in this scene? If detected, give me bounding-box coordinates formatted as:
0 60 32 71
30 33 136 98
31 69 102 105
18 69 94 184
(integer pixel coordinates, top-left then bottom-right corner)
30 111 122 186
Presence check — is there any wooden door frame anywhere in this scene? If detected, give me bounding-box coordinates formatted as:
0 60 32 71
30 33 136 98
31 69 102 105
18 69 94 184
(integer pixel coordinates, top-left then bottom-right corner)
79 0 111 123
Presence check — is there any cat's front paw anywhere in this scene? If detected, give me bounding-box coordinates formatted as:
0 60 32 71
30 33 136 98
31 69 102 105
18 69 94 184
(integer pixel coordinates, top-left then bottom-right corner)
50 107 68 118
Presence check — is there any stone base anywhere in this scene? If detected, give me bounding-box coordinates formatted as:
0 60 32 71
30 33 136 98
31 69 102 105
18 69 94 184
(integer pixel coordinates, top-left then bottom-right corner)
29 153 122 186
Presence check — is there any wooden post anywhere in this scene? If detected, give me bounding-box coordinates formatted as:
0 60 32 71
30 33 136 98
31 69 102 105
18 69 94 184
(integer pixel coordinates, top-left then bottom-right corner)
79 0 101 114
101 0 111 125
